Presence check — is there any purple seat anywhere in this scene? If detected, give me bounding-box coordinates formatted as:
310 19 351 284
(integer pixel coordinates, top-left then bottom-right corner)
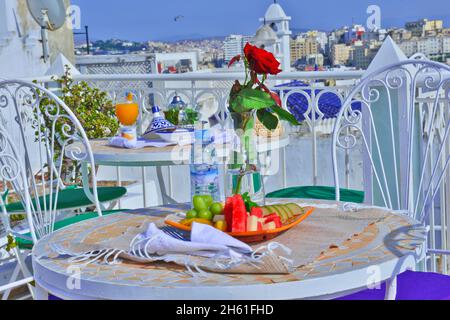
337 271 450 300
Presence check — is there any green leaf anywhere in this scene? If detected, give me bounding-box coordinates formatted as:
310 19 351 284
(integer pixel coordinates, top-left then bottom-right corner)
233 88 275 111
241 192 258 212
271 107 300 126
257 109 279 130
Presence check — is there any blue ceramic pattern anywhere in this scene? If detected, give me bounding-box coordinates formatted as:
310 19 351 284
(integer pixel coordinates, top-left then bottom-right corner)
144 106 176 134
274 80 362 122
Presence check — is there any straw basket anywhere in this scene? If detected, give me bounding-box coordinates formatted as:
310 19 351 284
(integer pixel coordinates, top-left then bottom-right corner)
255 115 283 137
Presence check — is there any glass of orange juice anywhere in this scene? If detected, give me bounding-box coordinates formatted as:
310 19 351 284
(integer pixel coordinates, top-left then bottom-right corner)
116 92 139 142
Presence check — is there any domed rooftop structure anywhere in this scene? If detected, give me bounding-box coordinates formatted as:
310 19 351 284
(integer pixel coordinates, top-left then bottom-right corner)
254 24 278 44
262 2 290 22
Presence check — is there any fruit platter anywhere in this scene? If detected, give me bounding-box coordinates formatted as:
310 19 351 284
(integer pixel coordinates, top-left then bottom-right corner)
165 194 315 243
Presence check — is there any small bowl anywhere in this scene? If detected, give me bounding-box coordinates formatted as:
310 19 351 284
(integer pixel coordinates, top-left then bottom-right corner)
156 129 194 145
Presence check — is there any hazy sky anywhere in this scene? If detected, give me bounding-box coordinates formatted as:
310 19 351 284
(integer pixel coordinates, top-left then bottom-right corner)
71 0 450 41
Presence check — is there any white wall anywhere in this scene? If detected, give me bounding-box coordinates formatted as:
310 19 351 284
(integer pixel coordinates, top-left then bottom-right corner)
0 0 74 79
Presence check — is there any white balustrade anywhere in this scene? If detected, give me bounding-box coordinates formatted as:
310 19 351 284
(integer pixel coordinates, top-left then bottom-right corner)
12 69 450 273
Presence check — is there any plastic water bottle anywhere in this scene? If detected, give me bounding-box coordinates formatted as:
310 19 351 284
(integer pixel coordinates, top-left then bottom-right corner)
190 121 220 201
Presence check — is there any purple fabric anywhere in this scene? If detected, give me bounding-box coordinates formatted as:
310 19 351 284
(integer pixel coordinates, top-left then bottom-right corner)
337 271 450 300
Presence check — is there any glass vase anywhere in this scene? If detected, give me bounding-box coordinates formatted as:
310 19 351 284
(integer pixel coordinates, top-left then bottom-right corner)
225 111 265 206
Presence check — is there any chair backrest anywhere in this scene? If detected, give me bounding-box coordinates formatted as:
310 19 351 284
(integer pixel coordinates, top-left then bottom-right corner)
332 59 450 225
0 80 102 243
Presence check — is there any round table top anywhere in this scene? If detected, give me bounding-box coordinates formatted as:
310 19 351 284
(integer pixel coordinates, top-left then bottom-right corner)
32 199 425 300
67 135 290 167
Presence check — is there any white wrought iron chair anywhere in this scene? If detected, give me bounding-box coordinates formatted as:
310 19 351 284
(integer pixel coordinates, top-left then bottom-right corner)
0 124 36 299
332 59 450 300
0 80 110 299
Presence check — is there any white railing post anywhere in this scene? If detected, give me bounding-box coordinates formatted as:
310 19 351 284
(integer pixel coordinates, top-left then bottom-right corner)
311 79 318 186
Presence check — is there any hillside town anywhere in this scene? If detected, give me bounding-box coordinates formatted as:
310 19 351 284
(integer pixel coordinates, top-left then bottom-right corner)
75 18 450 71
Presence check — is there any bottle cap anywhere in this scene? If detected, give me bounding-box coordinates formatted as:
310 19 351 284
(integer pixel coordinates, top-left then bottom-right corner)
126 92 134 102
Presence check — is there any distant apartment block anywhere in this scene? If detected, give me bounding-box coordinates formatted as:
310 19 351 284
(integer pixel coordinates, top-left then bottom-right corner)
350 41 382 69
405 19 444 37
398 35 450 59
304 30 328 51
290 36 320 64
223 34 253 62
306 53 324 67
331 43 352 66
344 24 366 44
389 28 413 42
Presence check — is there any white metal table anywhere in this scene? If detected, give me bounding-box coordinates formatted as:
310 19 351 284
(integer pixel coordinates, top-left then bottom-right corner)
67 135 290 206
32 199 425 300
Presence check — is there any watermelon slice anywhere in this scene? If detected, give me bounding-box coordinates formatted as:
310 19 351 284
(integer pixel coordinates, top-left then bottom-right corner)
250 207 263 218
231 194 247 233
257 221 263 231
264 213 282 228
224 197 234 232
263 221 277 230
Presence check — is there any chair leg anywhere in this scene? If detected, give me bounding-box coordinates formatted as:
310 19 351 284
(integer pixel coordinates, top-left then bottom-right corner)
0 248 35 300
384 276 397 300
1 262 21 300
12 248 35 299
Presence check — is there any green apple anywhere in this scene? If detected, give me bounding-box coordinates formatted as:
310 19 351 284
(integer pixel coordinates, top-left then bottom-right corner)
201 195 214 208
193 195 208 211
186 209 198 219
197 209 213 221
210 202 224 216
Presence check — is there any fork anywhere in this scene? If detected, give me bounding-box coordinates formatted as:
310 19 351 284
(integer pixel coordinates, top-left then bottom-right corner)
161 226 190 241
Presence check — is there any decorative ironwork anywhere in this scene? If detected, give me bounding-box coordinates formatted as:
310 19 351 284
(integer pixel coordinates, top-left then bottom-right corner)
332 60 450 273
0 80 102 244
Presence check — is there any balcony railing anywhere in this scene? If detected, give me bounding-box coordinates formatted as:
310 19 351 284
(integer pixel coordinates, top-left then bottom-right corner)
33 70 364 198
18 69 450 274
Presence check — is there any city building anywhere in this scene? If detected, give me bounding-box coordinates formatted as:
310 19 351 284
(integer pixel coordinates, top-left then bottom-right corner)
344 25 366 44
223 34 253 62
290 36 320 65
155 52 198 74
350 40 382 69
303 30 328 51
306 53 324 67
389 28 413 42
331 43 352 66
398 35 450 59
398 40 418 57
405 19 443 37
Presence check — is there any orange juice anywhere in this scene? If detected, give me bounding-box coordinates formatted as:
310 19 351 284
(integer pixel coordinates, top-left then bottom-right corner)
115 102 139 126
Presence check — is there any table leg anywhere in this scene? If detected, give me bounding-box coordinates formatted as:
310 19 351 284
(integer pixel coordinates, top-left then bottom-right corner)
142 167 147 207
81 162 105 211
281 148 287 188
384 276 397 300
156 166 178 205
116 166 122 210
34 283 49 300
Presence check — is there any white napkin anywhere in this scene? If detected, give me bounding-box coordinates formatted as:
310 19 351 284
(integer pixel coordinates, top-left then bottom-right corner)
131 222 252 259
109 136 175 149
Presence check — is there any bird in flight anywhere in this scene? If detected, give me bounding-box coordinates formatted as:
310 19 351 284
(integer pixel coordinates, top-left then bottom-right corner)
174 15 185 22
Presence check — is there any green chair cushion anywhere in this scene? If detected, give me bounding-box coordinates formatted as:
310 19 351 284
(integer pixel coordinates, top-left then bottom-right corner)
6 187 127 213
266 186 364 203
15 209 125 250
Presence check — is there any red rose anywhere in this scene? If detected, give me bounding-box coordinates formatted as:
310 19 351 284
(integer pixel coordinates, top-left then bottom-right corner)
244 43 282 75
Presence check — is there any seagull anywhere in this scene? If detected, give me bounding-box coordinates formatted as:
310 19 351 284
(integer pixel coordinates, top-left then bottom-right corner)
174 15 185 22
